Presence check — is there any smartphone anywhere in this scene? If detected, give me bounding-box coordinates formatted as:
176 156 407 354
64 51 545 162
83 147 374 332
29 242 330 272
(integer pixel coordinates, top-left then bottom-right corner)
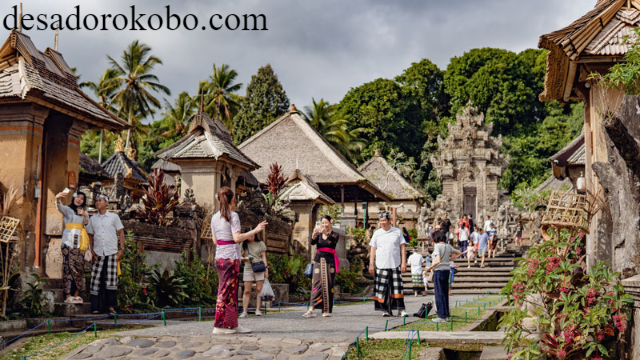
315 220 321 227
62 188 70 194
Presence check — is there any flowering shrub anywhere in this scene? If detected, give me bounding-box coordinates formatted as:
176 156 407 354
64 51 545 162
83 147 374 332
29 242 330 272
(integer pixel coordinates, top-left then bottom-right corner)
501 230 633 360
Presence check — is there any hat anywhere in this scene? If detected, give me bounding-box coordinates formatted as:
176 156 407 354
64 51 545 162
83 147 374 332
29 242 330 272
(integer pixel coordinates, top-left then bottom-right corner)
96 194 109 202
378 212 391 219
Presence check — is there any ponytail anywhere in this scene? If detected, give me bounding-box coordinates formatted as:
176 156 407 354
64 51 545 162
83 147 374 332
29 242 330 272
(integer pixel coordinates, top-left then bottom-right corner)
217 187 235 222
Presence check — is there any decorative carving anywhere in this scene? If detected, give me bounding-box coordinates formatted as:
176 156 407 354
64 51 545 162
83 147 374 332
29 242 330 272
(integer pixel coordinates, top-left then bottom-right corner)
114 138 125 153
183 188 196 204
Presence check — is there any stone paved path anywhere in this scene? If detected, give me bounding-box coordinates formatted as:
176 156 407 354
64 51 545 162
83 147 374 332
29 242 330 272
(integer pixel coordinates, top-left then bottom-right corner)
61 295 472 360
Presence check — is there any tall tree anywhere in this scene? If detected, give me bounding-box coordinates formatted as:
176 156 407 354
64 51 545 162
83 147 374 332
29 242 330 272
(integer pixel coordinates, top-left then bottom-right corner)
198 64 243 133
233 64 289 144
303 98 367 162
156 92 196 140
108 40 171 148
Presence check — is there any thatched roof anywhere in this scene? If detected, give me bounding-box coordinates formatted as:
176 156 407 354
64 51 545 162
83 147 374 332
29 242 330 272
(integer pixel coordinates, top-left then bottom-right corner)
155 110 258 170
539 0 640 102
0 31 129 131
358 153 422 200
79 153 104 176
151 158 181 174
101 152 148 183
549 133 585 167
535 175 573 193
279 169 334 205
238 108 391 202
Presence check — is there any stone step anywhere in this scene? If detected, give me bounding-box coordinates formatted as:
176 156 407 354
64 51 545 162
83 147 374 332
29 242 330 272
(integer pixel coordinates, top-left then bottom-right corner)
455 267 514 273
480 346 510 359
450 276 512 282
46 288 89 303
53 302 92 317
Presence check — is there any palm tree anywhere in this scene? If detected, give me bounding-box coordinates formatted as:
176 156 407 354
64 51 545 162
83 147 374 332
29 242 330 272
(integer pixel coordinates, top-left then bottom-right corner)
80 68 121 162
156 92 196 140
199 63 242 132
303 98 367 162
107 40 171 149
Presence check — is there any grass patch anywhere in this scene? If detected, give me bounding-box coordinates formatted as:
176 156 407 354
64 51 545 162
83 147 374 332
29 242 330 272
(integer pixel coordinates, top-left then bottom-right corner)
344 338 427 360
0 329 122 360
396 295 502 332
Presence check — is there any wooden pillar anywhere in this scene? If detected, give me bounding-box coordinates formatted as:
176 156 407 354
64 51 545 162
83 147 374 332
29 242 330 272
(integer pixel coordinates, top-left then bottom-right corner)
340 185 345 214
353 187 358 216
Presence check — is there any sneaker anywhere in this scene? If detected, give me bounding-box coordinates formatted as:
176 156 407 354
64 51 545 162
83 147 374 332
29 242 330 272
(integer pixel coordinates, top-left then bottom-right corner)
467 265 471 268
432 317 447 323
322 313 331 317
232 325 251 333
474 260 477 264
382 311 391 317
399 311 408 317
255 309 262 316
302 309 316 318
239 312 248 318
213 327 236 334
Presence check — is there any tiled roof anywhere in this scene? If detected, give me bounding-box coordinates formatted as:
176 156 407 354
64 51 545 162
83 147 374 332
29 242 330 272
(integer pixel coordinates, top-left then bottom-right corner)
0 31 129 131
101 152 148 182
151 159 181 173
79 153 104 176
279 169 334 204
358 155 422 200
567 143 586 166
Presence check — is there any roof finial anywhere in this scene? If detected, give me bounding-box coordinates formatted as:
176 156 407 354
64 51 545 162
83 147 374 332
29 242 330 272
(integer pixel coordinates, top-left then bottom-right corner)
289 104 297 113
54 24 59 51
17 3 22 32
200 88 204 113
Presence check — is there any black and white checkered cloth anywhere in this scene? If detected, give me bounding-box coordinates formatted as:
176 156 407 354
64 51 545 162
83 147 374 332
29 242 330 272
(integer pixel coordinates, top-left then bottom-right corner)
373 267 404 303
90 255 117 296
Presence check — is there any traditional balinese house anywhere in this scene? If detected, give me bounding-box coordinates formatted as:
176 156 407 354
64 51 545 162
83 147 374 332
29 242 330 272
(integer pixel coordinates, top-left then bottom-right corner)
357 150 423 229
548 133 586 187
155 109 259 210
78 153 107 187
0 30 129 277
238 105 392 225
100 140 148 202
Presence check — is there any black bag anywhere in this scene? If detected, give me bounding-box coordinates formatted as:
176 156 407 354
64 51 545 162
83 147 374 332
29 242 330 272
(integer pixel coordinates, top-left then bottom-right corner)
413 302 433 318
251 261 266 273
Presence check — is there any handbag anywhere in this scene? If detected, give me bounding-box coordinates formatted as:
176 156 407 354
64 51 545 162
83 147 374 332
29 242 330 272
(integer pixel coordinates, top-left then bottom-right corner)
251 260 266 273
303 263 314 278
426 270 434 282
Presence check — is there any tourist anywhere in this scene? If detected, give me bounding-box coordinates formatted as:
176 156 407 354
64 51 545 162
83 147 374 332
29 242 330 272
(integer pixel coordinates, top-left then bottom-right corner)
240 227 268 318
369 212 408 317
402 227 411 245
457 222 470 258
440 214 452 243
483 215 494 232
407 249 425 297
55 189 89 304
87 194 124 315
463 236 477 268
422 253 431 294
424 230 461 322
476 227 489 268
458 215 469 230
468 214 475 236
514 220 524 246
488 223 498 259
304 215 340 318
211 187 267 334
448 260 456 296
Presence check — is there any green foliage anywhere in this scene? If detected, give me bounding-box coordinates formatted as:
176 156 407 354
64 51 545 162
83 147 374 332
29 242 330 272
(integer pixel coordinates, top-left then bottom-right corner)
408 228 418 247
501 229 633 359
347 226 367 244
266 253 310 295
20 273 49 317
233 64 290 144
173 250 217 306
197 63 243 133
118 231 157 313
318 205 342 225
147 269 189 308
599 28 640 96
335 258 366 294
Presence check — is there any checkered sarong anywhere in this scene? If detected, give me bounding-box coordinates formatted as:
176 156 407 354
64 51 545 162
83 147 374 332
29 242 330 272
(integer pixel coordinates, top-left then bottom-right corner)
412 274 424 287
90 255 117 296
373 267 405 312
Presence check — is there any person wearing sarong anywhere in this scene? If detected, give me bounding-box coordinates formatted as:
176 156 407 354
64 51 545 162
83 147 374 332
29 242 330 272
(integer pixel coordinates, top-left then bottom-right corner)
407 249 425 297
55 190 89 304
369 212 408 317
87 194 124 315
211 187 267 335
303 215 340 318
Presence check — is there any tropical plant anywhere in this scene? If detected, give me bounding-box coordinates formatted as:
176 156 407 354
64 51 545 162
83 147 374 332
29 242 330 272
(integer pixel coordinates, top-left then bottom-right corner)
118 231 157 313
266 253 310 295
147 269 189 307
199 63 243 132
156 92 196 140
107 40 171 148
318 205 342 225
347 226 367 244
21 273 49 317
265 162 288 197
141 169 180 226
173 250 216 306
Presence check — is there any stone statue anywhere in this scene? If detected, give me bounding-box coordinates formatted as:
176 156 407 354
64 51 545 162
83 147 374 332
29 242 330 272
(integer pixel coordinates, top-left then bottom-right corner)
497 204 509 238
417 206 430 239
183 188 196 204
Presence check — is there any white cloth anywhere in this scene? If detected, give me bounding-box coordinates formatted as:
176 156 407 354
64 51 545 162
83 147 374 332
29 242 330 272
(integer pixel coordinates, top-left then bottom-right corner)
458 228 469 241
211 211 242 260
56 202 86 248
407 253 424 275
369 226 404 269
86 211 124 256
483 220 494 232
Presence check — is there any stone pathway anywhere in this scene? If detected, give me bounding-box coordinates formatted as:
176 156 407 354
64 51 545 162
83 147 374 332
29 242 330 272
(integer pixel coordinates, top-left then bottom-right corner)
61 295 472 360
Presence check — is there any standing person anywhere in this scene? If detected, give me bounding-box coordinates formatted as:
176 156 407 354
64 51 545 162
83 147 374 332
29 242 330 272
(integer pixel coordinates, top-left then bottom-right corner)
468 214 475 237
407 249 425 297
422 253 431 295
55 190 89 304
240 227 268 318
211 187 267 334
448 260 456 296
304 215 340 318
424 231 461 322
488 223 498 259
87 194 124 315
369 212 408 317
483 215 494 232
457 223 470 258
440 214 452 246
476 228 489 268
402 227 411 245
514 220 524 246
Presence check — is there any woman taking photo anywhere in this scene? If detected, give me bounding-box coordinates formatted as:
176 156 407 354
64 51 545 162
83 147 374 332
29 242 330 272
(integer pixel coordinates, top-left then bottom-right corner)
211 187 267 334
303 215 340 318
240 227 268 317
55 190 89 304
424 230 461 322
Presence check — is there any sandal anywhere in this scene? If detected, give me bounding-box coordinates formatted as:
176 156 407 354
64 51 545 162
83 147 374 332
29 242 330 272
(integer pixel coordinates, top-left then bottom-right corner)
72 296 83 303
302 309 316 318
64 297 74 303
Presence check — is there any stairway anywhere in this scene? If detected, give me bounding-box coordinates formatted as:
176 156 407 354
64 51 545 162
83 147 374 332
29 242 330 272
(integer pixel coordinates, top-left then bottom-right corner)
402 252 516 295
43 278 92 316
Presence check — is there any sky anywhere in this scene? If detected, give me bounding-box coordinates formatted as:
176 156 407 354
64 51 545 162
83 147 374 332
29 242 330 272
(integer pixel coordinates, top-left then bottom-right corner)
2 0 596 118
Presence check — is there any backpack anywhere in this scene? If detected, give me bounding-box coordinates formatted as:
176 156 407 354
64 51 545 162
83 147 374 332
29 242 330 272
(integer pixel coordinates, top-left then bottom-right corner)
413 302 433 318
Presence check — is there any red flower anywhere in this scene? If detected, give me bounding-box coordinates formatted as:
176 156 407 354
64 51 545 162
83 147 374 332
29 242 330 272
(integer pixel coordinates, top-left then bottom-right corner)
143 288 147 294
557 347 566 358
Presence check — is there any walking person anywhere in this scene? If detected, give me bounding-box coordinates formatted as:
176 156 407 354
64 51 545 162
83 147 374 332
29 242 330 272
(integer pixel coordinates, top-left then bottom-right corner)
488 223 498 259
55 189 89 304
240 227 268 318
87 194 124 315
457 223 470 258
369 212 408 317
422 253 431 295
483 215 494 232
467 214 474 236
514 220 524 246
211 187 267 334
476 227 489 268
424 231 461 322
440 214 452 245
407 249 425 297
304 215 340 318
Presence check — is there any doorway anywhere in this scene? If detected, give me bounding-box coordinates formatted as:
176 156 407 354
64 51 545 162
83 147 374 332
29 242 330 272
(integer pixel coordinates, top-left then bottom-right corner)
463 187 477 221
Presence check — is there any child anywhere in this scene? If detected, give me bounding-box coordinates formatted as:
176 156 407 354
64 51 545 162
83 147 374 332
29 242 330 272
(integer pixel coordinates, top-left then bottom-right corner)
422 253 432 296
448 260 456 296
461 245 477 268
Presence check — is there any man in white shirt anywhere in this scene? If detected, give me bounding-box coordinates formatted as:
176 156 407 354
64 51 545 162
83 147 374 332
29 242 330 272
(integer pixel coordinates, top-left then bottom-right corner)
87 194 125 315
369 212 407 317
483 215 494 232
407 249 425 297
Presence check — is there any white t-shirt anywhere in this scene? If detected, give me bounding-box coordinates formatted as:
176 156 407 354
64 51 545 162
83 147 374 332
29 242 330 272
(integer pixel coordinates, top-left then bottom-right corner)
484 219 494 232
407 253 424 275
369 227 404 269
459 228 469 241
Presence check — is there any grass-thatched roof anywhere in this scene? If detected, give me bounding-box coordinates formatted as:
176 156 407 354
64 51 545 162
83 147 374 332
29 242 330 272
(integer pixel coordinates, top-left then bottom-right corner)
358 154 422 200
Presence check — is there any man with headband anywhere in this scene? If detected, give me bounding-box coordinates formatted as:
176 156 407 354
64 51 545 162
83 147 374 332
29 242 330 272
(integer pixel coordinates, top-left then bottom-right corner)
369 211 408 317
86 194 125 315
